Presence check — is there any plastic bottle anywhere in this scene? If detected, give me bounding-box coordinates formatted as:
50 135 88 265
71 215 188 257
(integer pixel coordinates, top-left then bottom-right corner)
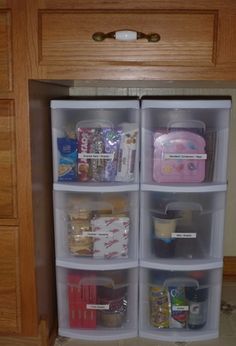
186 287 208 329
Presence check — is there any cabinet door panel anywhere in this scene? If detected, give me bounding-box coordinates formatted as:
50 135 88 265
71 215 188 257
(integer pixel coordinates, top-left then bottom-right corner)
0 100 17 219
39 10 217 67
0 10 12 91
0 227 20 333
217 11 236 64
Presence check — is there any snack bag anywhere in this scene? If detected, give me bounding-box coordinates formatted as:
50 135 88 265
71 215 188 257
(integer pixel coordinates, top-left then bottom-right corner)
150 285 169 328
89 128 122 182
77 128 94 182
57 137 77 181
77 127 122 182
91 215 130 259
68 209 93 256
116 127 138 182
168 286 188 328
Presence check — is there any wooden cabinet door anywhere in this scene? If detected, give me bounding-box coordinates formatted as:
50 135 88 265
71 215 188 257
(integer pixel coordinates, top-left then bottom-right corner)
0 100 17 219
0 227 20 333
0 10 12 91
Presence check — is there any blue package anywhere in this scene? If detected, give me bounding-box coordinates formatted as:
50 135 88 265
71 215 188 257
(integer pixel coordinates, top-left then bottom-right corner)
57 137 77 181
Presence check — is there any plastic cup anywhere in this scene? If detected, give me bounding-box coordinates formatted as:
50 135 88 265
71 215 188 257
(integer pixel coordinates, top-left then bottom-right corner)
153 217 177 238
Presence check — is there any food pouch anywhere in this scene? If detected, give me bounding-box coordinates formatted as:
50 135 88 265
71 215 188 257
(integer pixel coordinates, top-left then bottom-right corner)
68 220 93 256
77 128 94 182
90 128 122 182
57 137 77 181
116 127 138 182
168 286 188 328
149 286 169 328
77 127 122 182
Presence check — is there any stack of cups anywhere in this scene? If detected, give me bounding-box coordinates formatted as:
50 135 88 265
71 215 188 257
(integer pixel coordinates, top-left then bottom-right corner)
153 216 178 258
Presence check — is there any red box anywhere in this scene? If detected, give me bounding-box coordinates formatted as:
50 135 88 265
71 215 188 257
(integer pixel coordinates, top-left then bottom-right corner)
67 271 97 328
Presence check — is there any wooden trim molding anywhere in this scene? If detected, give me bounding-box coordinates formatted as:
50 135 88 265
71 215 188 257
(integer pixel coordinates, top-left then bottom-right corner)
0 9 12 92
223 256 236 280
0 320 57 346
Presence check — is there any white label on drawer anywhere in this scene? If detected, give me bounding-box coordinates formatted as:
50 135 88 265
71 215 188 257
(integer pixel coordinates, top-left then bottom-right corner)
172 305 189 312
164 153 207 160
78 153 114 160
172 233 197 238
86 304 110 310
82 231 112 238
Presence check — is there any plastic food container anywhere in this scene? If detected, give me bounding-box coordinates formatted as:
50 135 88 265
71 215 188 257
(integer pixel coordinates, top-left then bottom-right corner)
153 131 206 183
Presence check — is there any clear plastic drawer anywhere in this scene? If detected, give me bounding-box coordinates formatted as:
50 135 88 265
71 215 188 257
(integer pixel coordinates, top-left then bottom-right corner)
56 267 138 340
141 99 231 185
139 267 222 341
140 190 226 263
53 190 139 266
51 99 140 184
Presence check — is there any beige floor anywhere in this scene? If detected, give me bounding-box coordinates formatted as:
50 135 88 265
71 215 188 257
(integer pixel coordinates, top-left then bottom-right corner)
54 281 236 346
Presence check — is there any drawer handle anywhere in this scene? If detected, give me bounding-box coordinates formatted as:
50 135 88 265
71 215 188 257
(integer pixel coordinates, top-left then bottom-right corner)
92 30 160 42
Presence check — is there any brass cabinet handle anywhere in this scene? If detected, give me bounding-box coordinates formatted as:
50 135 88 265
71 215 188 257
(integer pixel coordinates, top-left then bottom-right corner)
92 30 160 42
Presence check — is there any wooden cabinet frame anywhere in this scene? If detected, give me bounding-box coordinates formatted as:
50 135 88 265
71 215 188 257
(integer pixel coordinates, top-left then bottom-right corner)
1 0 236 345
